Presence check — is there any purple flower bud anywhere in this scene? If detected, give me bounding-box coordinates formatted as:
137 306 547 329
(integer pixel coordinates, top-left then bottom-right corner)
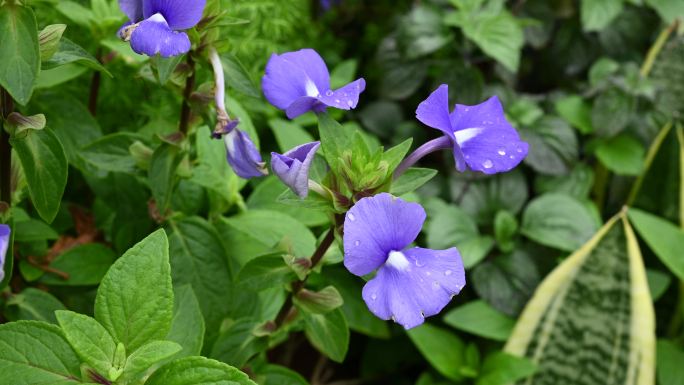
224 129 268 179
271 141 321 198
0 224 10 283
343 193 465 329
211 118 240 139
414 84 529 174
117 0 206 57
262 49 366 119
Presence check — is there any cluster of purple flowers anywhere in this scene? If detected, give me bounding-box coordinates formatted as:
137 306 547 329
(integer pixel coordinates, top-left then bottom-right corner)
114 0 529 329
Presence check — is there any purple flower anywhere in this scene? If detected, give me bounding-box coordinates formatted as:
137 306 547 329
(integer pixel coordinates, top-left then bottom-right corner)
343 193 465 329
415 84 528 174
224 129 268 179
271 142 321 198
117 0 206 57
0 224 10 283
262 49 366 119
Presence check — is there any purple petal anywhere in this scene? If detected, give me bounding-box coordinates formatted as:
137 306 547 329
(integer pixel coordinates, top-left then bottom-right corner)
362 247 465 329
130 15 190 57
224 129 268 179
317 78 366 110
271 142 321 198
119 0 143 21
0 224 10 283
450 96 528 174
143 0 206 30
343 193 425 277
416 84 454 136
285 96 324 120
262 49 331 114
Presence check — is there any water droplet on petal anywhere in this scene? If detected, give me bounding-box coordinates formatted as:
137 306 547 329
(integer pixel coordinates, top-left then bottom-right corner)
425 271 432 276
347 100 354 107
517 148 523 153
371 293 377 300
509 155 515 159
414 259 425 267
498 149 506 156
445 270 452 276
465 155 471 159
483 159 493 169
325 90 333 96
348 213 355 221
432 281 440 290
335 99 340 104
354 240 360 246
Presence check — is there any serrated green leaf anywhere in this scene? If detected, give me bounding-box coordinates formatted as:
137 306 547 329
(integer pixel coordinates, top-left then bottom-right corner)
95 229 174 352
145 356 256 385
121 340 182 383
56 310 119 381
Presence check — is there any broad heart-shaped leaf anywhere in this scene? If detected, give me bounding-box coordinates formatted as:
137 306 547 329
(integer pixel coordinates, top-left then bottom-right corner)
581 0 624 32
145 356 256 385
11 127 68 223
443 300 515 342
628 208 684 281
303 309 350 363
56 310 118 381
166 285 205 358
0 4 39 105
504 213 655 385
521 193 599 252
168 217 232 339
407 323 466 381
0 321 83 384
5 288 66 324
120 340 181 383
95 229 174 352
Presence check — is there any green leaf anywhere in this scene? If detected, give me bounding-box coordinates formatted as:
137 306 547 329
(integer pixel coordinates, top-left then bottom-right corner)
646 269 671 301
41 243 116 286
628 208 684 281
444 300 515 341
210 318 268 368
447 8 523 72
407 323 465 381
221 54 260 98
592 88 631 137
494 210 518 253
43 37 110 76
657 340 684 385
55 1 94 29
56 310 119 381
451 170 528 225
81 132 144 174
0 321 82 384
13 218 59 242
303 309 350 363
318 113 355 174
647 0 684 24
121 340 182 383
521 193 599 251
11 127 68 223
505 214 655 385
154 55 183 85
95 229 174 352
0 4 39 105
581 0 624 31
391 168 437 196
149 143 183 211
237 254 294 291
145 356 256 385
397 5 453 59
5 288 66 324
247 176 328 227
535 164 595 199
257 365 309 385
295 286 344 314
169 217 233 336
555 95 594 134
167 285 205 358
269 118 315 153
218 210 316 264
520 117 578 175
595 134 645 176
475 352 536 385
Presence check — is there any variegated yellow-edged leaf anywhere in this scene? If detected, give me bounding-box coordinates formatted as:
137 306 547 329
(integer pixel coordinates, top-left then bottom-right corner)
504 211 655 385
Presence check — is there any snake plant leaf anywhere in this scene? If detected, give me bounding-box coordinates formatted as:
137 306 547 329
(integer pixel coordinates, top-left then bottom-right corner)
504 212 655 385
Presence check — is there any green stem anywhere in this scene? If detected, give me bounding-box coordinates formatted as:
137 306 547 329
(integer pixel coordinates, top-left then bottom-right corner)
274 224 338 328
592 162 609 212
626 121 673 206
0 88 13 206
640 20 679 78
